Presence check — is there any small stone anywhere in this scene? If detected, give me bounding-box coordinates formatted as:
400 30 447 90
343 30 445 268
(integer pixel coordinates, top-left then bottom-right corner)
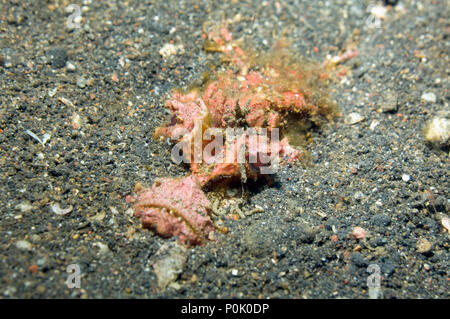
250 272 260 280
279 280 289 290
152 242 187 289
441 216 450 232
421 92 436 103
352 226 366 239
159 43 184 58
402 174 410 182
16 240 32 251
93 242 110 254
168 282 182 290
345 112 365 125
29 265 39 274
369 120 379 130
231 269 239 276
66 61 76 71
423 117 450 146
380 93 397 113
76 77 87 88
16 201 35 213
47 47 68 69
371 214 391 227
416 238 432 254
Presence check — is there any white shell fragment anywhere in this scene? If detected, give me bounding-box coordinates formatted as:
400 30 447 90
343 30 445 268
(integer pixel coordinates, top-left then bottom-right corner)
421 92 437 103
442 216 450 233
345 112 365 125
423 117 449 146
51 203 73 215
159 43 184 58
25 130 51 148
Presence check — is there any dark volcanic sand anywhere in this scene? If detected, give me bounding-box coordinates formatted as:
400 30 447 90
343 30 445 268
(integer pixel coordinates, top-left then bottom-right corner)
0 0 448 298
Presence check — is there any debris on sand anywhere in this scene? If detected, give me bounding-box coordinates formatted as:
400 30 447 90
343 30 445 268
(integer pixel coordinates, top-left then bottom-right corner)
151 242 187 289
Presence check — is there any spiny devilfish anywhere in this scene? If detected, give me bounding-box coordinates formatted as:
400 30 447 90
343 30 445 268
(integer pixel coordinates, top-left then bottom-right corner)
132 22 338 245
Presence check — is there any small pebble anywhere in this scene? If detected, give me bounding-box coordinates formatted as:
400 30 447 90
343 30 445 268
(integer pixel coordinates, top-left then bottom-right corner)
423 117 449 146
93 242 110 254
159 43 184 58
421 92 436 103
345 112 365 125
47 47 68 69
28 265 39 274
416 238 432 254
76 77 87 88
152 243 187 289
371 214 391 227
352 226 366 239
66 61 76 71
402 174 410 182
380 93 397 113
369 120 379 130
441 216 450 232
16 240 32 251
16 201 35 213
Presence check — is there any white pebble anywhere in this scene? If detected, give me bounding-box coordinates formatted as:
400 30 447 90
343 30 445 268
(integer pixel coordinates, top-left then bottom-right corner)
345 112 365 125
66 61 76 71
93 242 110 254
424 117 449 146
369 120 379 130
402 174 410 182
16 240 32 251
441 216 450 232
159 43 184 58
16 202 35 213
421 92 436 103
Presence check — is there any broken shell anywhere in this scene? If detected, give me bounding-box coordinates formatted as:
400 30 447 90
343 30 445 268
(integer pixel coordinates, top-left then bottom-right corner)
441 216 450 233
51 203 73 215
